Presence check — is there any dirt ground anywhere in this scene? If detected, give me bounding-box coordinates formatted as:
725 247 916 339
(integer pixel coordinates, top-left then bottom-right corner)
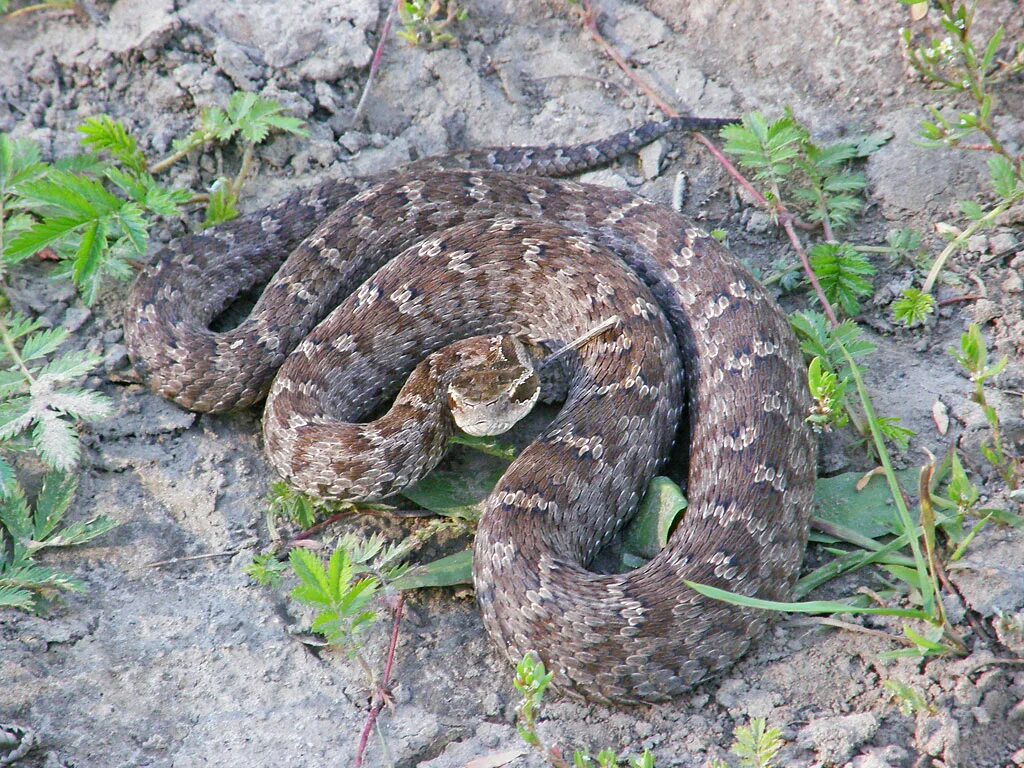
1 1 1023 766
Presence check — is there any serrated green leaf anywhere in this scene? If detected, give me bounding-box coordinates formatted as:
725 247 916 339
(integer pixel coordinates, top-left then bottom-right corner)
202 178 239 228
38 350 101 380
78 115 147 174
39 515 118 550
4 215 88 263
32 471 77 540
808 242 876 316
289 548 332 602
0 482 33 542
0 396 32 440
32 413 80 472
45 389 112 421
72 217 108 299
988 154 1020 200
958 200 985 220
19 326 68 362
0 586 35 610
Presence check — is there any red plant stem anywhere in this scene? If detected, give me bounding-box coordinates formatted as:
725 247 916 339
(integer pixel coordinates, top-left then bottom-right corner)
937 294 981 306
352 0 402 126
353 592 405 768
574 0 839 326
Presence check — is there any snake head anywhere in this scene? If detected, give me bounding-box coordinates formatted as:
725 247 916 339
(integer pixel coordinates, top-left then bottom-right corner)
447 335 540 437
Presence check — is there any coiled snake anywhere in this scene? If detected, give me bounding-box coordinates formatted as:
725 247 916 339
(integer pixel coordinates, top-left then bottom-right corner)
124 117 816 705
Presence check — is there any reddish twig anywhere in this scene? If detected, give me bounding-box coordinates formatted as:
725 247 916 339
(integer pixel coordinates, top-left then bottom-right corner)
352 0 402 127
572 0 839 325
353 592 405 768
937 294 981 306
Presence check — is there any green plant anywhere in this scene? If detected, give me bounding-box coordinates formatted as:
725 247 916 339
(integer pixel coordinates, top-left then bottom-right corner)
242 552 288 588
513 652 657 768
2 120 189 304
892 2 1024 324
883 679 934 716
1 93 306 304
807 242 875 317
289 546 382 661
707 718 784 768
0 472 116 610
951 323 1018 487
0 310 111 484
397 0 468 48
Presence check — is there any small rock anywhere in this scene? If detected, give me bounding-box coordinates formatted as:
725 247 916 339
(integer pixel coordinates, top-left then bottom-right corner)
577 169 629 191
1013 747 1024 766
314 81 343 114
338 131 369 154
214 40 263 91
797 712 879 766
966 234 989 253
104 344 129 372
639 138 669 180
1002 271 1023 293
915 709 960 765
745 210 772 234
62 306 91 332
990 231 1019 256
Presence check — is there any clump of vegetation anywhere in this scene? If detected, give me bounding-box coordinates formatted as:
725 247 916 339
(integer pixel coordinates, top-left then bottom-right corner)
708 717 784 768
0 472 116 610
397 0 468 48
514 652 657 768
891 0 1024 326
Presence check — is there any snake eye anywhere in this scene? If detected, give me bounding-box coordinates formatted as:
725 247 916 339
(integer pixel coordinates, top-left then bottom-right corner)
511 375 539 406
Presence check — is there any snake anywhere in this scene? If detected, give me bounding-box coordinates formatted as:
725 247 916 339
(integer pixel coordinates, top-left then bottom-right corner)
124 116 816 705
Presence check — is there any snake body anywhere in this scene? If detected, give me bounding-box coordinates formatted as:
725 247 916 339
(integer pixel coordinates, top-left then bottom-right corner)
125 117 816 704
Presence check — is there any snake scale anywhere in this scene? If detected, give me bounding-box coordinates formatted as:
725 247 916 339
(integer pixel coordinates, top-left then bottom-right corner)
124 116 816 705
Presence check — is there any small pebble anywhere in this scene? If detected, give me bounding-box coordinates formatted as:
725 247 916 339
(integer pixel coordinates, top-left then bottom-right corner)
990 231 1019 256
62 306 91 332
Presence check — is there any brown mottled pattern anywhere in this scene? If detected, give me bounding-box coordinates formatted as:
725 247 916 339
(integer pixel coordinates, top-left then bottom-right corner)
124 117 816 705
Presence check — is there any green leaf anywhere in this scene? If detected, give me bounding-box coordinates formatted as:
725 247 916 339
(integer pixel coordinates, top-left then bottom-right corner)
685 580 930 619
289 548 332 604
0 455 15 498
0 482 34 542
4 215 88 263
958 199 985 221
808 242 875 316
814 469 920 539
19 326 68 362
32 413 80 472
988 154 1020 200
33 471 77 540
202 178 239 228
0 585 35 610
620 476 688 562
38 349 102 381
391 549 474 590
402 464 505 519
78 116 148 174
72 217 108 302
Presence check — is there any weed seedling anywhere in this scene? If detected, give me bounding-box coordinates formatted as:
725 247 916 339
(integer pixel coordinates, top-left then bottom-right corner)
396 0 468 48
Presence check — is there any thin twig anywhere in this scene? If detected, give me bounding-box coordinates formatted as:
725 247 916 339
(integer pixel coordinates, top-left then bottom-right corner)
937 294 981 306
352 0 403 128
790 616 917 645
353 592 405 768
145 549 240 568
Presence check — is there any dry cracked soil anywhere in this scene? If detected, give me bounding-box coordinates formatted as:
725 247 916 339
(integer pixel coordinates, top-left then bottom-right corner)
1 1 1023 767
